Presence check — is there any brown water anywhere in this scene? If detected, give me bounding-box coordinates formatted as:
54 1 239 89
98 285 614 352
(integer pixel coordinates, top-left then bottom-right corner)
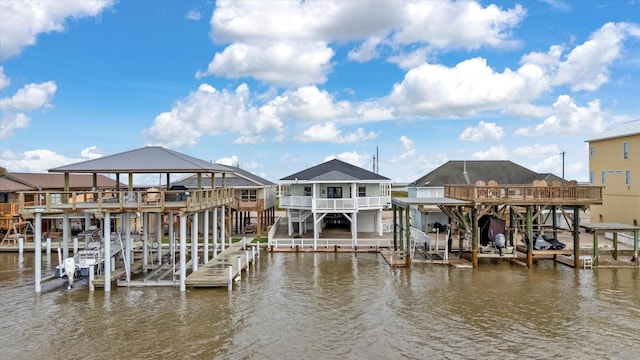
1 251 639 360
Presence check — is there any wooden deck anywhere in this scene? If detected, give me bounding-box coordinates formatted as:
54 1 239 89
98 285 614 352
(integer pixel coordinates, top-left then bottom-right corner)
444 184 602 205
186 241 257 287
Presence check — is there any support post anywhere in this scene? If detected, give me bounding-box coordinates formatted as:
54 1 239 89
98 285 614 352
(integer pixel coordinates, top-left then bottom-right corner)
104 211 111 292
34 210 43 293
472 207 478 268
573 205 580 268
228 265 233 291
405 206 411 266
526 206 533 268
612 232 618 261
203 210 209 264
179 213 187 292
192 213 199 272
63 213 70 260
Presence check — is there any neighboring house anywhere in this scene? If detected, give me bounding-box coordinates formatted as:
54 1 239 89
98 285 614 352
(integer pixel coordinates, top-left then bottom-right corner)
408 160 566 232
173 165 277 236
278 159 392 249
0 172 121 235
586 119 640 226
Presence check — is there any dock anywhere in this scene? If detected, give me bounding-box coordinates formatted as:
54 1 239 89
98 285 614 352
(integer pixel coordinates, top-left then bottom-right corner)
186 241 258 287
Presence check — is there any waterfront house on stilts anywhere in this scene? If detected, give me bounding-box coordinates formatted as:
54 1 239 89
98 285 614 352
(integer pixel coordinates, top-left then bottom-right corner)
19 146 242 293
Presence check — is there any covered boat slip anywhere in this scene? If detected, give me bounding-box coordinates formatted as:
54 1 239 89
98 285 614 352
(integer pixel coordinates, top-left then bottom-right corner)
24 146 244 293
391 182 638 269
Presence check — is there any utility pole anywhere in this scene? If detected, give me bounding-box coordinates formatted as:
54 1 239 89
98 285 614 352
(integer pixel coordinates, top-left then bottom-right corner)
561 151 566 179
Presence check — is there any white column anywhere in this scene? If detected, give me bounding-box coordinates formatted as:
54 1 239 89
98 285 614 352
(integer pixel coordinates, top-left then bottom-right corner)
103 211 111 292
62 213 70 259
313 213 318 250
192 213 199 272
179 213 187 292
213 208 218 255
34 210 43 293
288 209 293 236
84 213 91 248
378 210 383 236
143 212 149 269
352 213 358 247
156 212 162 265
220 205 226 245
125 213 132 265
203 210 209 264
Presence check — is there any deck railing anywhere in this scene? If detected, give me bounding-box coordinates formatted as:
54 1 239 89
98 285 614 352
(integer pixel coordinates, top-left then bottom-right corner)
279 195 391 211
18 188 235 214
444 184 602 204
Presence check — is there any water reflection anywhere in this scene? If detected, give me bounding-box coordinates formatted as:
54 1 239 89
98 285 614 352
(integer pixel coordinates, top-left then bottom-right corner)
0 252 638 359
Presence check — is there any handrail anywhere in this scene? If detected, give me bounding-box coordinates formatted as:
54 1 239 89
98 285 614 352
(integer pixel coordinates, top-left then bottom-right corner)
18 188 235 214
444 184 602 203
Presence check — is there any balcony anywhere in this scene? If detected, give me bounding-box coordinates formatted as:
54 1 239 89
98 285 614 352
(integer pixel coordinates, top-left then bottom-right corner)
279 195 390 211
18 188 235 215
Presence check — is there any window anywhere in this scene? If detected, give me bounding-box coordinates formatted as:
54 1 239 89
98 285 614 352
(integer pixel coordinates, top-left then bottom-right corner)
590 146 595 157
327 186 342 198
241 189 257 200
589 171 594 185
623 142 628 159
601 171 606 185
303 186 311 196
626 170 631 186
358 186 366 197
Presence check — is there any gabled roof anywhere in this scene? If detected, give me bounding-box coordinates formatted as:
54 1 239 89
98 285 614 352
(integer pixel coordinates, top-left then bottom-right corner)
173 165 276 188
0 175 34 192
1 172 121 190
281 159 390 182
48 146 233 174
586 119 640 142
409 160 566 187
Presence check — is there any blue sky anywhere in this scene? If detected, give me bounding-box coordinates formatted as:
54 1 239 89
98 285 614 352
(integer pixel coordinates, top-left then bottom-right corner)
1 0 639 185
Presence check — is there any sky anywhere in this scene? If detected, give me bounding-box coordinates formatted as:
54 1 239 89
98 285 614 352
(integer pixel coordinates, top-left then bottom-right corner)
1 0 639 186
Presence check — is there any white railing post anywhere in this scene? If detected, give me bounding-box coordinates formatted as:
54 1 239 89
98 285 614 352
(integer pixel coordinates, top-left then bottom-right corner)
236 256 242 277
228 265 233 291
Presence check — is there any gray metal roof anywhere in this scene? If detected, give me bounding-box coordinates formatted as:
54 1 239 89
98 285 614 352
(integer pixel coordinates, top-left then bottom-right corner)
586 119 640 142
409 160 566 187
173 166 276 189
49 146 234 174
281 159 390 182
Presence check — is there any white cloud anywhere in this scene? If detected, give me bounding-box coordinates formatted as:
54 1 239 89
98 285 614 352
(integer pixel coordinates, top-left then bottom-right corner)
459 121 504 141
205 1 525 86
0 81 57 138
297 122 377 143
271 86 352 121
141 83 283 148
196 41 335 86
394 2 525 49
348 37 382 63
514 95 605 137
215 155 239 166
389 58 548 117
185 9 201 21
0 0 115 60
470 145 509 160
554 22 637 91
0 81 57 112
529 154 562 174
389 136 415 163
0 113 29 139
0 148 100 173
0 67 9 89
512 144 561 158
324 151 371 169
80 146 103 159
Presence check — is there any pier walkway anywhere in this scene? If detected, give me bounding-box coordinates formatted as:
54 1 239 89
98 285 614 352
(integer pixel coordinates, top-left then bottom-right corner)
186 240 258 288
